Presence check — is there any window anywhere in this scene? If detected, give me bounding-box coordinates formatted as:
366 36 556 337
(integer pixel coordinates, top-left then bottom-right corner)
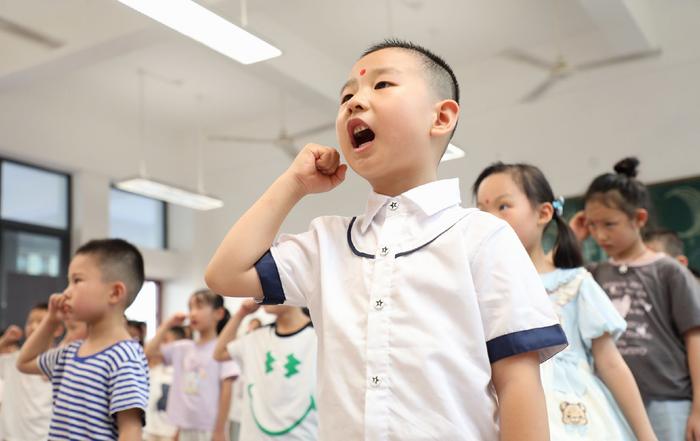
109 188 166 249
125 280 161 341
1 161 69 229
0 159 70 328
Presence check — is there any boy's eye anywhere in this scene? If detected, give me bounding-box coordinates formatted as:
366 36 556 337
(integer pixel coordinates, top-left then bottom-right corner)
498 204 509 211
341 94 353 104
374 81 392 89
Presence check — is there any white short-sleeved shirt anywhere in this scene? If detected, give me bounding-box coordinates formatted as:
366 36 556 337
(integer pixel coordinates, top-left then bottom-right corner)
226 323 318 441
254 178 567 441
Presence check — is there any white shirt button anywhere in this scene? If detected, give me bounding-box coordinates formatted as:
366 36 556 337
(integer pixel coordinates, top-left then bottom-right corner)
374 299 385 310
380 246 389 256
371 376 381 387
389 200 399 211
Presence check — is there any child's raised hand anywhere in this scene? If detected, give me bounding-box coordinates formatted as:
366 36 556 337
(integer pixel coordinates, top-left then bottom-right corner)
48 293 69 323
3 325 23 343
166 312 188 327
239 299 260 316
569 211 590 243
285 143 348 196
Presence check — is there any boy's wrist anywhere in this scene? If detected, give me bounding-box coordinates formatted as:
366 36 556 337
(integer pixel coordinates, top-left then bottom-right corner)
277 172 309 201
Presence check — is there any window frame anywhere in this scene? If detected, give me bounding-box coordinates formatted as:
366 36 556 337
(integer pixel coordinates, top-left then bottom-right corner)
0 156 71 327
109 186 168 250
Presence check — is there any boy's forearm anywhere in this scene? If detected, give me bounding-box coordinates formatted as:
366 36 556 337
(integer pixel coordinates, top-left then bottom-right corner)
205 173 305 297
17 316 61 372
214 311 245 361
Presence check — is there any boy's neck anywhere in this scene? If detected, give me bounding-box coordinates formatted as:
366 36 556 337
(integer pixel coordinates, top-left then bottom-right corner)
82 310 131 351
275 309 310 335
370 168 438 197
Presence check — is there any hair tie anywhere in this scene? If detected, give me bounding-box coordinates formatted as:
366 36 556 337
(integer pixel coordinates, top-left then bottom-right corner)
552 196 565 217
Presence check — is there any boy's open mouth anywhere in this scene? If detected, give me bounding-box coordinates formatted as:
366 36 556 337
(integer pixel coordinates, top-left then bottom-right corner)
348 119 375 149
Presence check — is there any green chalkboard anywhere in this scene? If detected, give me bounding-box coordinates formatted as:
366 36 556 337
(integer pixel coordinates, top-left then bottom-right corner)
543 176 700 271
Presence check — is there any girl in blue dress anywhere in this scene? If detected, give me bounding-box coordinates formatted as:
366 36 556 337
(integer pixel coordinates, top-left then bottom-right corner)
474 162 656 441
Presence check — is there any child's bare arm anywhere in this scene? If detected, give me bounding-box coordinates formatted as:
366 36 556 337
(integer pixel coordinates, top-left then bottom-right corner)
17 294 65 375
592 334 657 441
492 351 549 441
213 377 234 441
0 325 22 352
144 313 186 361
116 408 142 441
214 299 259 361
685 328 700 441
205 144 347 298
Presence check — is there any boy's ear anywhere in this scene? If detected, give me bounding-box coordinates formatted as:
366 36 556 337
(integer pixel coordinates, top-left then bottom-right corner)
677 255 689 267
109 281 128 306
430 99 459 139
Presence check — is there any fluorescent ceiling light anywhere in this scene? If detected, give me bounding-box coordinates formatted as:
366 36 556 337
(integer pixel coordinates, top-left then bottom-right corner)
115 177 224 211
441 143 466 163
118 0 281 64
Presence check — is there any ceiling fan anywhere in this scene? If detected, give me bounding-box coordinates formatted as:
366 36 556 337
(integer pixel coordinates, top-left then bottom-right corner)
0 16 63 49
208 121 336 160
502 47 662 103
208 93 335 159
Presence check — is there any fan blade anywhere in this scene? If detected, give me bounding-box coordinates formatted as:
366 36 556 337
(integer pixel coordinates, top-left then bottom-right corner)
276 140 299 160
289 122 336 139
0 16 62 49
501 48 554 71
207 134 277 144
574 49 662 72
521 74 564 103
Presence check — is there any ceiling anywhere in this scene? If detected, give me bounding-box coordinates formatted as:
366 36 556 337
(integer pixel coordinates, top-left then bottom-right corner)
0 0 697 200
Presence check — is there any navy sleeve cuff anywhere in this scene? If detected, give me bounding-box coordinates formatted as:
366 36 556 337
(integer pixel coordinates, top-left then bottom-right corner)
486 324 568 364
254 250 286 305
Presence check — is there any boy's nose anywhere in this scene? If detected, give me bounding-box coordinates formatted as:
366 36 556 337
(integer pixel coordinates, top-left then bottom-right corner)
346 95 368 113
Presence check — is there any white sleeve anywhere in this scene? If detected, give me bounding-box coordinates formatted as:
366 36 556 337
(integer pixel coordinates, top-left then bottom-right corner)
471 223 567 363
254 220 324 307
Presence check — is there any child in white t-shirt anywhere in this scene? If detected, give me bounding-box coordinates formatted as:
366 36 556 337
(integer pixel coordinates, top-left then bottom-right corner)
0 303 64 441
215 300 317 441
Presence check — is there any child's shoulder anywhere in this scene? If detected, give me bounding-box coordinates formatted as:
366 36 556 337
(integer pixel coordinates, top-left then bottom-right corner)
101 339 147 361
452 208 515 243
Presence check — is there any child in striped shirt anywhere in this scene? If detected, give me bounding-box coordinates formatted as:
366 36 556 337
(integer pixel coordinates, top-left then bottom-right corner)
17 238 150 441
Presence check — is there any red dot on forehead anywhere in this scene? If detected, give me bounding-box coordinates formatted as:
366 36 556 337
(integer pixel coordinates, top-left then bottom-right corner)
359 68 366 76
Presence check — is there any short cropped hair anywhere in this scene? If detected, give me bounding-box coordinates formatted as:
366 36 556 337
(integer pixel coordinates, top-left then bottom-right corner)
362 39 459 104
362 39 460 145
75 239 145 308
644 228 685 257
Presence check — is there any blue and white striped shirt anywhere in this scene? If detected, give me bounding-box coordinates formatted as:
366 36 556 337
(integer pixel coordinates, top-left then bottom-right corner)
39 339 149 441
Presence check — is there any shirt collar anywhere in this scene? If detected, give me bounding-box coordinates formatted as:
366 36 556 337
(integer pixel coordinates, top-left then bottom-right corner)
359 178 462 233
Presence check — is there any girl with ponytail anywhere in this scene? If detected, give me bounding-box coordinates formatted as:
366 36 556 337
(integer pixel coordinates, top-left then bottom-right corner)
473 162 656 441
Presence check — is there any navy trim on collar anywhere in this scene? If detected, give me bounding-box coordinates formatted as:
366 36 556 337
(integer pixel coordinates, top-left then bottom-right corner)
347 215 468 259
347 217 375 259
